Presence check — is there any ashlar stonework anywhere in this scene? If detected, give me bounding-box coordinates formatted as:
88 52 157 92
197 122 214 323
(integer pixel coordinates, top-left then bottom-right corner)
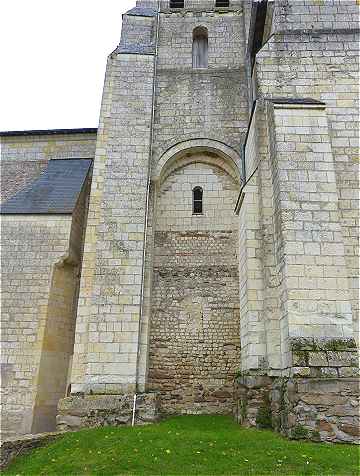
1 0 359 444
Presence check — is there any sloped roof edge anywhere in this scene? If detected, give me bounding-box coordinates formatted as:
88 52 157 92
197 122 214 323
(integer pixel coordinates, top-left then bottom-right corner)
0 128 98 137
1 159 93 215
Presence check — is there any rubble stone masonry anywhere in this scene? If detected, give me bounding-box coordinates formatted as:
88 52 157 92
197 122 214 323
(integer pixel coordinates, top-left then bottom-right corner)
148 160 240 413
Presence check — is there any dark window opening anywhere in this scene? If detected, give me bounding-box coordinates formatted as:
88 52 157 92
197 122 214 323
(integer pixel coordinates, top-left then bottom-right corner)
249 1 268 70
216 0 230 7
193 187 203 214
170 0 184 8
192 26 208 69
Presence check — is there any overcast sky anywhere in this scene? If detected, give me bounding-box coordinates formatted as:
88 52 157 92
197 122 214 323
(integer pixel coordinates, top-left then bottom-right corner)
0 0 136 131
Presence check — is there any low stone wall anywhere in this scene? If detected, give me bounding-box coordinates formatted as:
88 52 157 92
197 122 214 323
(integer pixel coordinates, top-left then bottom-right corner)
1 393 160 470
0 432 63 470
275 377 359 443
234 339 359 444
235 375 359 444
57 392 160 431
234 375 273 429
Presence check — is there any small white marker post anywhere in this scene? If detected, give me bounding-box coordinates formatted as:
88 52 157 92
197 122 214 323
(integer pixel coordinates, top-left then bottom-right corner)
131 394 137 427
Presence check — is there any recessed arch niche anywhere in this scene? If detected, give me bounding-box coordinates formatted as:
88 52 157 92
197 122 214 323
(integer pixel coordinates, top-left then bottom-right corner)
147 146 241 415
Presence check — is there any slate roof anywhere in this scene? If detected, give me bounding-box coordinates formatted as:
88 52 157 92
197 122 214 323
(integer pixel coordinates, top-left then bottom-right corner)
270 97 326 106
116 44 156 55
0 128 97 137
126 7 157 17
0 159 92 214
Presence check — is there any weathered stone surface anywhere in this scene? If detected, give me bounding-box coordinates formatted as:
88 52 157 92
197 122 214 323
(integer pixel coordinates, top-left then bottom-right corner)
235 375 360 444
338 367 359 378
327 351 358 367
291 337 358 353
318 420 334 433
340 424 360 437
308 352 328 367
301 394 348 406
57 393 160 431
0 131 96 203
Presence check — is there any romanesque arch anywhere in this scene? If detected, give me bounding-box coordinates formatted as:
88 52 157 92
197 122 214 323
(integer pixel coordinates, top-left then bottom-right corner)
152 139 242 186
147 145 241 414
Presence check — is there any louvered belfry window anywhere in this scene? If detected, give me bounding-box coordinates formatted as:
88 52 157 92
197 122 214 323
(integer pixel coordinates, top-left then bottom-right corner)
192 26 208 69
170 0 184 8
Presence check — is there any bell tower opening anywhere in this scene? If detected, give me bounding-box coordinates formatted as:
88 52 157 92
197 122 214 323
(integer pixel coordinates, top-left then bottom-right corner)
192 27 208 69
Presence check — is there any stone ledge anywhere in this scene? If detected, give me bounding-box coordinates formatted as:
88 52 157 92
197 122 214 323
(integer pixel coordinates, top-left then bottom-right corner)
290 337 358 352
0 432 64 470
57 393 160 432
290 337 359 379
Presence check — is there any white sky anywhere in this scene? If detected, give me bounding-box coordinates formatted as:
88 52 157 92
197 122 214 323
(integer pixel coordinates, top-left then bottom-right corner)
0 0 136 131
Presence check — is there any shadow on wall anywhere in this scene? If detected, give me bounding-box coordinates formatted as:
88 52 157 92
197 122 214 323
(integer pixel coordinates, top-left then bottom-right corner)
31 258 79 434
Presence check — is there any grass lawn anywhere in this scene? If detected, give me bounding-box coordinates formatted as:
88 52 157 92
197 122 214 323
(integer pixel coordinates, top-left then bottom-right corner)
4 415 359 476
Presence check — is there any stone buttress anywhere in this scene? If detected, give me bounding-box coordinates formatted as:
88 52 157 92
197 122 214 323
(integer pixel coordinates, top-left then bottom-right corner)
235 0 359 444
57 2 160 428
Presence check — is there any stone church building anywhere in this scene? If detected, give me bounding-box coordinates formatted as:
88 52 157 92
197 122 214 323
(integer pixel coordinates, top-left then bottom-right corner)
1 0 359 444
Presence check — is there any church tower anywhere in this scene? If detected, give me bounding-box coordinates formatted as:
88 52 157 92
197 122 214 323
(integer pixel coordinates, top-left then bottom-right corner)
67 0 247 416
2 0 358 444
59 0 359 442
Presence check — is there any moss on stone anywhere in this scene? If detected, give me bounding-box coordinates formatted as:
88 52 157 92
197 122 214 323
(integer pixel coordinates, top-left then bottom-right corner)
322 338 357 351
293 350 309 366
310 429 321 442
291 425 309 440
291 337 357 353
256 393 273 430
256 406 273 429
239 399 247 422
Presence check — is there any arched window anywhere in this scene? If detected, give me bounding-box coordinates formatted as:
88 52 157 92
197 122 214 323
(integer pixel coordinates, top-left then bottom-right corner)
192 27 208 69
193 187 203 214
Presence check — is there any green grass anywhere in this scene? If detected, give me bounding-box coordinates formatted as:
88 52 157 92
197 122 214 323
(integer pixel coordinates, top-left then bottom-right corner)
4 415 359 476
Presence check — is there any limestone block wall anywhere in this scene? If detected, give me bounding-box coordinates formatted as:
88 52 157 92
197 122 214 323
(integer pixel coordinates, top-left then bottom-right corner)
153 6 249 165
255 9 359 341
0 133 97 162
1 176 90 438
238 95 359 440
269 103 354 368
243 105 258 179
70 50 156 395
148 158 240 414
0 132 97 202
238 101 284 373
1 215 73 438
237 171 266 372
273 0 359 32
30 256 79 434
157 7 245 69
241 99 357 374
120 14 155 51
237 105 268 371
